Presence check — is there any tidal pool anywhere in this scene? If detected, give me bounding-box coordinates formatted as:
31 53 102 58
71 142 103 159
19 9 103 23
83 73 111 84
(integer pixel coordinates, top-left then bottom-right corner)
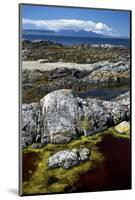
74 134 131 192
22 133 131 194
78 85 130 100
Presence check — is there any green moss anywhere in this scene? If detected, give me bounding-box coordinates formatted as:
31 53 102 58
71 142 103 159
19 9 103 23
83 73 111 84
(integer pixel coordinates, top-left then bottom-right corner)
22 133 104 195
23 147 103 194
78 116 91 131
22 123 130 195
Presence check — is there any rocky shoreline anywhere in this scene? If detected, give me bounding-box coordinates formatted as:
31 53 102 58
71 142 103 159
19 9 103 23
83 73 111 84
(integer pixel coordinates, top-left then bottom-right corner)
22 40 130 63
22 60 130 103
21 40 130 194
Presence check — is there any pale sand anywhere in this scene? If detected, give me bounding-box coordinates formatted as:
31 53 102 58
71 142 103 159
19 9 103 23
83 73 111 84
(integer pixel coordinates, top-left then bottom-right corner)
22 61 108 72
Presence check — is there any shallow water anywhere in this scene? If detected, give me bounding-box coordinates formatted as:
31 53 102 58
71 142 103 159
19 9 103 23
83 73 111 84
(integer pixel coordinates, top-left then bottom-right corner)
23 152 40 182
22 134 131 193
74 134 131 192
78 85 130 100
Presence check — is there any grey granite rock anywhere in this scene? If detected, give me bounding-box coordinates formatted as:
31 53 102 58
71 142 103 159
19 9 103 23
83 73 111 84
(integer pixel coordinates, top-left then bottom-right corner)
21 102 43 148
40 89 80 144
22 89 130 147
47 148 90 169
83 61 130 86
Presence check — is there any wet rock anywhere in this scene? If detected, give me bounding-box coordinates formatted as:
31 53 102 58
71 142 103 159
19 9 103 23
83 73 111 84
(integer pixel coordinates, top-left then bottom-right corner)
115 121 130 134
47 148 90 169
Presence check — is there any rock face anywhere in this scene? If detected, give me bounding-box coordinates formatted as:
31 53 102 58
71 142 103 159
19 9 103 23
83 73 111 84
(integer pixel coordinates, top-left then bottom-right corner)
47 148 90 169
22 89 130 148
115 121 130 134
21 103 43 148
83 61 130 86
40 89 130 144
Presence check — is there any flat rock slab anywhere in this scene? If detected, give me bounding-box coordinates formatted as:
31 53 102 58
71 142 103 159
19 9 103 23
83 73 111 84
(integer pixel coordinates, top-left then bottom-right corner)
22 61 108 72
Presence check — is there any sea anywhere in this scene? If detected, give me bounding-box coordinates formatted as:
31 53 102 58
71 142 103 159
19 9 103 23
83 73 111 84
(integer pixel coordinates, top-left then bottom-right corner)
22 34 130 47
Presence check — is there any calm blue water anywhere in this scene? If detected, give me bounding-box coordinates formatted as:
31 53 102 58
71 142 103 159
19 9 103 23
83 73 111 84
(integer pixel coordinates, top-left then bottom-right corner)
22 34 130 47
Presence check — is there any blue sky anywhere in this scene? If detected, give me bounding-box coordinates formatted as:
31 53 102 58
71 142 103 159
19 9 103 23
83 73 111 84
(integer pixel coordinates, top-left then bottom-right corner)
21 4 130 38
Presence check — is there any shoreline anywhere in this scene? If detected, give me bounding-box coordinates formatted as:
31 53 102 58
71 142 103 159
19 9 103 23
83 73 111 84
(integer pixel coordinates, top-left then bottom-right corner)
22 38 130 48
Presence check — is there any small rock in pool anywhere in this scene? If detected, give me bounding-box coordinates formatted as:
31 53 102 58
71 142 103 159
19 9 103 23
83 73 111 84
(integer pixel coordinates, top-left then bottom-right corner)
115 121 130 134
47 148 90 169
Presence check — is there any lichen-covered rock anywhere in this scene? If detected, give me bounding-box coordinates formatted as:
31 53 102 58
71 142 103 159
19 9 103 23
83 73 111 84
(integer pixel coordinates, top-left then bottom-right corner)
22 89 130 147
83 61 130 85
21 103 43 148
115 121 130 134
40 89 80 144
79 148 90 161
40 90 130 143
47 148 90 169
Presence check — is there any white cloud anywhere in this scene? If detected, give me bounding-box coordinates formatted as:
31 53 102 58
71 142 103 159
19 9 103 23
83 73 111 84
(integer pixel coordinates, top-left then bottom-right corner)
22 18 118 36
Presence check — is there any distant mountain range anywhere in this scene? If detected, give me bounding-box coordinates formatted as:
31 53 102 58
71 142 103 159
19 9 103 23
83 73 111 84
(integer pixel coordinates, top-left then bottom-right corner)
56 29 106 38
23 29 110 38
23 29 55 35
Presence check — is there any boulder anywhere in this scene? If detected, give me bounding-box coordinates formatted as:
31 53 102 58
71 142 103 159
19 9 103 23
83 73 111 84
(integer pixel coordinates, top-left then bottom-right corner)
22 89 130 147
40 89 130 144
47 148 90 169
115 121 130 134
40 89 80 144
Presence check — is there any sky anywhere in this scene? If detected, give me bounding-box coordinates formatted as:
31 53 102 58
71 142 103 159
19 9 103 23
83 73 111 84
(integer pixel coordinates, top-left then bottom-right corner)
21 4 130 38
